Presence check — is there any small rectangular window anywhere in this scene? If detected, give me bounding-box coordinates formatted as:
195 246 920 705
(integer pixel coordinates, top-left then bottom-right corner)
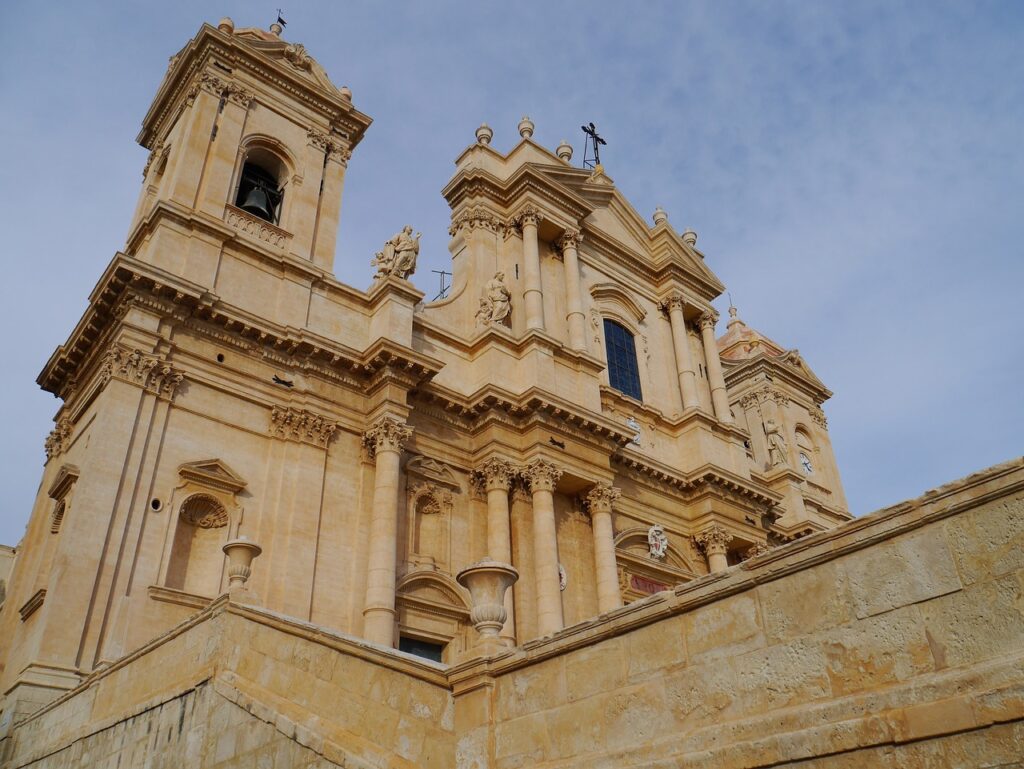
399 636 445 663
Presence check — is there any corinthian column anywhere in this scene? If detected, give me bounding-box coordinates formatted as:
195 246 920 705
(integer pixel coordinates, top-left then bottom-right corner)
361 415 413 646
662 294 699 410
559 229 587 350
478 457 518 645
586 483 623 613
699 311 734 424
519 206 545 331
524 458 563 635
696 524 732 573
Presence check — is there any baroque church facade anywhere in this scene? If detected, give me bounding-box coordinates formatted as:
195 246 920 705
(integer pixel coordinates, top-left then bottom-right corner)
2 18 1021 768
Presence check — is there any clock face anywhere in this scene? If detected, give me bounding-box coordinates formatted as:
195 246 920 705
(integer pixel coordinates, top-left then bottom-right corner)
800 452 813 474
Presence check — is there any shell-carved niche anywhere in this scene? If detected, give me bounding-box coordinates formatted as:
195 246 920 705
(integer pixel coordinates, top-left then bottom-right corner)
405 455 460 573
163 459 247 598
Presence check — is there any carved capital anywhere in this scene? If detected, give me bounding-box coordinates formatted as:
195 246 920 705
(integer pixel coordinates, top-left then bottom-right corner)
224 82 254 107
307 129 330 151
698 311 719 332
100 345 184 400
327 145 352 165
659 293 686 315
362 416 412 457
44 417 73 461
739 392 761 411
448 206 503 237
810 405 828 429
475 457 517 492
585 482 621 514
557 229 583 252
270 406 338 447
743 542 772 560
515 204 542 229
523 458 562 493
142 142 165 179
695 524 731 556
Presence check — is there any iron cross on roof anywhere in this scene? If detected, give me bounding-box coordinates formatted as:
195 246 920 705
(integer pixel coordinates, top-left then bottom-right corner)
580 122 607 168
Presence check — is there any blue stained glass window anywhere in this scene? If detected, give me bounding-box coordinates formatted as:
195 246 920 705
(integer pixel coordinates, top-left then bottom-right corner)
603 319 643 401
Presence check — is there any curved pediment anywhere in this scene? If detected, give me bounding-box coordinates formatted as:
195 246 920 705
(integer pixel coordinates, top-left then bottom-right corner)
590 283 647 324
615 526 694 572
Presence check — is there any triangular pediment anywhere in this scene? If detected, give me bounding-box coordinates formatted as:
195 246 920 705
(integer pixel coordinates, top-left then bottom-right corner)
178 458 247 494
405 455 460 489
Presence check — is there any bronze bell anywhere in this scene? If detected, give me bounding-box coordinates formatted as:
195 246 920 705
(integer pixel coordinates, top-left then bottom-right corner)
239 186 274 221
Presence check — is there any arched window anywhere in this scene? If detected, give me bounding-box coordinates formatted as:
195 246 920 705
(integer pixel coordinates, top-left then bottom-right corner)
603 319 643 400
234 147 286 225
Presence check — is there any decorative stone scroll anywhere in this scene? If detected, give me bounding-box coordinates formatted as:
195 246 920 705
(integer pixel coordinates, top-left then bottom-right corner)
269 406 338 447
522 458 562 493
100 345 184 400
695 524 732 557
362 415 413 458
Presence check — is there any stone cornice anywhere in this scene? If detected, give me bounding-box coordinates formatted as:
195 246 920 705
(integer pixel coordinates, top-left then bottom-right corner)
441 164 593 225
724 353 833 404
37 254 441 404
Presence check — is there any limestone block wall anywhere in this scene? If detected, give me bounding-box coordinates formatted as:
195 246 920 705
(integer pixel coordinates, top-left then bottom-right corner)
464 458 1024 768
2 601 454 769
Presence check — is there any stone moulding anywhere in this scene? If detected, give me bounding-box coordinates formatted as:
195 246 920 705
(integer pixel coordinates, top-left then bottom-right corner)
224 204 291 249
269 405 338 447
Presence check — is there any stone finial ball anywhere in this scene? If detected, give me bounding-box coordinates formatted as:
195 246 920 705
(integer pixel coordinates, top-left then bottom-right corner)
340 85 353 101
556 140 573 162
217 18 235 33
518 116 535 139
476 124 494 145
653 207 668 226
682 228 698 246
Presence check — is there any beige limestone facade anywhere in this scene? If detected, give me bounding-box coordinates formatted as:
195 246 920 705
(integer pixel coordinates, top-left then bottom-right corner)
1 18 1021 767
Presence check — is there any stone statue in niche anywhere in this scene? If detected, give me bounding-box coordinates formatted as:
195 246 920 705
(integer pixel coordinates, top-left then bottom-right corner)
372 225 421 280
476 271 511 325
765 418 788 468
647 524 668 560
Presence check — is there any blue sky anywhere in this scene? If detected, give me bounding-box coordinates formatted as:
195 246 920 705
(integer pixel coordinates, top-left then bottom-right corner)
1 1 1021 546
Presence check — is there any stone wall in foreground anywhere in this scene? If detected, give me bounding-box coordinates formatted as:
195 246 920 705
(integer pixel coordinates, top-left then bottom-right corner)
3 458 1022 768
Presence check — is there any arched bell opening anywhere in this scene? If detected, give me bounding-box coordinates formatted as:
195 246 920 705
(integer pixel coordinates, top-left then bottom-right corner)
234 146 287 225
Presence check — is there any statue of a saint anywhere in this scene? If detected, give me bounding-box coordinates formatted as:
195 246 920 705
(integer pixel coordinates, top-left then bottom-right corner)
476 271 511 325
647 524 668 560
765 419 788 468
372 225 421 280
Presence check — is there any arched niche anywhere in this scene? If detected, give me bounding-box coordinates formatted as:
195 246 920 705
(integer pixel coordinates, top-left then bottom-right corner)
232 135 297 228
158 459 246 601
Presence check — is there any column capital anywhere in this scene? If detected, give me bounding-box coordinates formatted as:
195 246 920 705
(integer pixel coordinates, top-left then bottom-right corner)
658 292 687 314
558 228 583 251
514 204 542 228
475 457 517 492
327 145 352 166
695 524 732 556
362 415 412 457
585 483 621 514
224 82 255 108
698 310 719 331
524 458 562 493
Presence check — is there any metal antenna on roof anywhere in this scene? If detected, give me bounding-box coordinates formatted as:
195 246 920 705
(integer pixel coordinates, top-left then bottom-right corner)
431 269 452 301
580 122 607 169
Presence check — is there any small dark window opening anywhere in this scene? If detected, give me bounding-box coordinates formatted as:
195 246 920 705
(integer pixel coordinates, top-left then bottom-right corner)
399 636 445 663
216 353 225 363
235 162 283 224
603 319 643 401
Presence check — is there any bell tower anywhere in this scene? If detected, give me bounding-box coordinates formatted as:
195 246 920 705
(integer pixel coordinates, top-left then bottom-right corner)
127 17 371 280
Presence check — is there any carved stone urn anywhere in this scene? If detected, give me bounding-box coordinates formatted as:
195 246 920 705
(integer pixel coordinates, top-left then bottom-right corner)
456 558 519 656
222 537 263 602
